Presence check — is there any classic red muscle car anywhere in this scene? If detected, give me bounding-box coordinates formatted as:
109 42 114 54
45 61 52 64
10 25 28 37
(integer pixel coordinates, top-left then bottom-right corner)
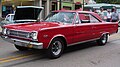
1 6 118 59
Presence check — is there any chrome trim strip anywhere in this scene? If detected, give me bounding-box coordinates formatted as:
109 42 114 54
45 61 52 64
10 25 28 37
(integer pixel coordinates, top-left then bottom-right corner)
67 38 100 46
17 6 44 9
12 39 43 46
1 35 43 49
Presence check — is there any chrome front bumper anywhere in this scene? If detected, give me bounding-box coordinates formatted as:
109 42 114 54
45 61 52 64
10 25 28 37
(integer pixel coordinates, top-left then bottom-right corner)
1 35 43 49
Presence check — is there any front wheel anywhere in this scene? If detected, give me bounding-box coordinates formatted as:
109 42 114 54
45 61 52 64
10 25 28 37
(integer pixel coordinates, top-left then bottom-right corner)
46 38 64 59
97 34 108 46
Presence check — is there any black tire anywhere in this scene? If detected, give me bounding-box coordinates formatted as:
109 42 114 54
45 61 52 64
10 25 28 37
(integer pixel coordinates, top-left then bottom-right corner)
46 38 64 59
118 22 120 27
97 34 108 46
14 45 29 51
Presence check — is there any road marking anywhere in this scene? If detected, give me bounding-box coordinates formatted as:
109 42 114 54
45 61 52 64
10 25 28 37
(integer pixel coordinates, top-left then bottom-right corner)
0 53 34 64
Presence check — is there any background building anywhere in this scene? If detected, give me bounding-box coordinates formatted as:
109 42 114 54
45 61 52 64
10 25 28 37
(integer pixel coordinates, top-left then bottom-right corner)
0 0 90 18
0 0 2 17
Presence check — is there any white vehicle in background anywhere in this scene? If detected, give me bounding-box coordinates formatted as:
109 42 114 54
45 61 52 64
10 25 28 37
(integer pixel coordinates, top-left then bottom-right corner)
0 14 14 33
5 14 15 23
0 14 15 26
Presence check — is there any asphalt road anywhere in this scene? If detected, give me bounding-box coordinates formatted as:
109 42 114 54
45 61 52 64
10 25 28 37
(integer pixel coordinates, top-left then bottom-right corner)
0 28 120 67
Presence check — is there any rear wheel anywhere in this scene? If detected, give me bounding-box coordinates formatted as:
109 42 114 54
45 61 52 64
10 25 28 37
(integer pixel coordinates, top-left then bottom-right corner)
97 34 108 46
14 45 29 51
118 21 120 27
46 38 64 59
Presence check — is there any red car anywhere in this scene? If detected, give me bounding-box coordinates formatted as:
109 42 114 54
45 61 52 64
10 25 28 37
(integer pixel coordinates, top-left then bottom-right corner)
1 6 118 59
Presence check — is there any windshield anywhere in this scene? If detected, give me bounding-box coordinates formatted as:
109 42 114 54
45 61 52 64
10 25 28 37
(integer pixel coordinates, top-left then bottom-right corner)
44 12 76 24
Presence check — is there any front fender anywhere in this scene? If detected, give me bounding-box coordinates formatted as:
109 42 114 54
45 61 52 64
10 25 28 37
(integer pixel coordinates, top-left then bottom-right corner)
47 34 67 48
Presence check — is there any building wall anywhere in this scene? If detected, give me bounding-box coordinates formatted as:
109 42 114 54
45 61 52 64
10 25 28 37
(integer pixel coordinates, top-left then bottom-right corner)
34 0 50 18
1 0 87 18
1 0 35 18
74 0 82 3
62 2 74 10
0 0 2 17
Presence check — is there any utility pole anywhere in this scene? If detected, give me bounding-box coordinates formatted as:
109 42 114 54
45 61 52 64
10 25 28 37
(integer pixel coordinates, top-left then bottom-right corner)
82 0 84 10
0 0 2 17
59 0 62 10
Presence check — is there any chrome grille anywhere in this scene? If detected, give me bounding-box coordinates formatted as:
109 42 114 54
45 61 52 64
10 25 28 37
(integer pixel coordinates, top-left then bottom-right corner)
9 30 29 38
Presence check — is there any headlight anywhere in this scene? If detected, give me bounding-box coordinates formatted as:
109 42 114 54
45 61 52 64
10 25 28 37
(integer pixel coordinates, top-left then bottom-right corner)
2 28 7 35
30 31 38 40
6 29 10 35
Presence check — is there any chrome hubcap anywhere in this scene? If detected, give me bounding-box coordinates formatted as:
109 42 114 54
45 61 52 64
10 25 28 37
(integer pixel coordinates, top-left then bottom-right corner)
52 41 62 56
118 23 120 26
102 35 107 44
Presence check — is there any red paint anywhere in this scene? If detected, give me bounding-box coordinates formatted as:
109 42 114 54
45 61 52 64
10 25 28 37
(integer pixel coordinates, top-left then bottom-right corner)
3 10 118 49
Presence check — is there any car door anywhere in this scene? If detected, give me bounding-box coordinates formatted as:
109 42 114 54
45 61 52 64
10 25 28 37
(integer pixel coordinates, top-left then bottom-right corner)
89 14 103 39
73 13 94 43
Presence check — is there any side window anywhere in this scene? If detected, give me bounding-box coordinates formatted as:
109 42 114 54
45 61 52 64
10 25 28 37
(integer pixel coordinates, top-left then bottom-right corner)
89 14 99 23
79 13 90 23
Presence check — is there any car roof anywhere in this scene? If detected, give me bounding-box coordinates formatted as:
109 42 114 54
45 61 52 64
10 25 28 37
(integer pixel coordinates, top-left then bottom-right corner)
54 9 93 13
53 10 102 21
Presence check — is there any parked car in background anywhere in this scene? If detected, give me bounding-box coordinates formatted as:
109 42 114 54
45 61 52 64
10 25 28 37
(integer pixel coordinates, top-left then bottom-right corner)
5 14 15 23
1 8 118 59
0 17 4 33
0 14 15 26
0 6 43 27
0 6 43 35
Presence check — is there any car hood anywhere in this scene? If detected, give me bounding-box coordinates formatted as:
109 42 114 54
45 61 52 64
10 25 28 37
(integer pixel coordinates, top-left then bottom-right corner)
14 6 43 22
4 22 62 32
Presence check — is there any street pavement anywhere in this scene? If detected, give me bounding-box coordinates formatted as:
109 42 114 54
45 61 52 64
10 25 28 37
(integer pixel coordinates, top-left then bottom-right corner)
0 28 120 67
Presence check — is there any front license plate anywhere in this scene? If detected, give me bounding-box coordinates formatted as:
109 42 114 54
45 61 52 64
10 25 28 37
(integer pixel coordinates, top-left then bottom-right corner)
27 44 33 48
